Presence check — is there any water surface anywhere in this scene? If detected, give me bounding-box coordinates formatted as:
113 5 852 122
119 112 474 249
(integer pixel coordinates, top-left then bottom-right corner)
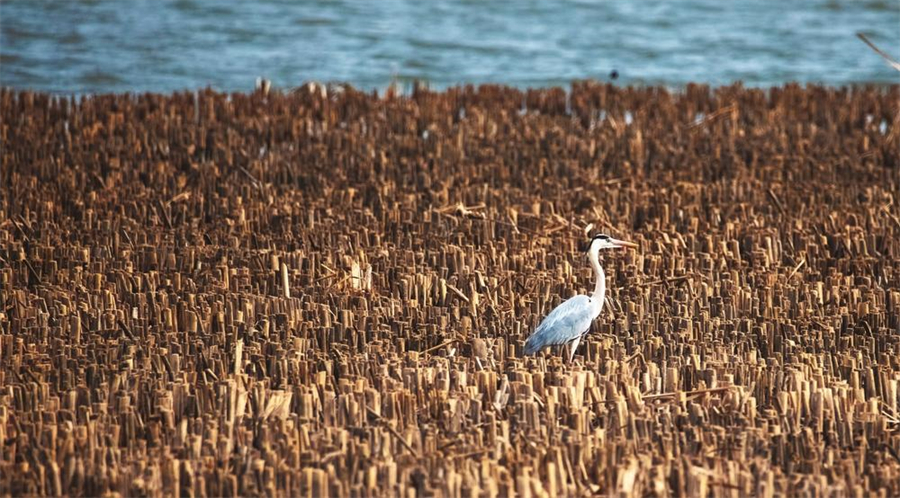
1 0 898 94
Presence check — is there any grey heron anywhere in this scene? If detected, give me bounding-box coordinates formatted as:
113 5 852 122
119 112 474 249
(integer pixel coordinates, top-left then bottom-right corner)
523 234 637 362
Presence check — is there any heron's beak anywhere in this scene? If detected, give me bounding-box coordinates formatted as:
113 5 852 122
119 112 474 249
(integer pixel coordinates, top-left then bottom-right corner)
612 238 638 250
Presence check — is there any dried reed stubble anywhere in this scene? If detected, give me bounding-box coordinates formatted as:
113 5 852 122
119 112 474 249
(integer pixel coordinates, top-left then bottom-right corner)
0 83 899 497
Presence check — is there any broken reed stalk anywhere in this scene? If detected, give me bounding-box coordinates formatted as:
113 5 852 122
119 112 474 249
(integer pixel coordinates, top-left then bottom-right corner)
366 407 419 457
423 338 459 354
641 386 734 401
856 33 900 71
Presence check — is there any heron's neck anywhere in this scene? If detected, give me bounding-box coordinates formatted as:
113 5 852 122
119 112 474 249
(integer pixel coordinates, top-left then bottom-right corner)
589 249 606 301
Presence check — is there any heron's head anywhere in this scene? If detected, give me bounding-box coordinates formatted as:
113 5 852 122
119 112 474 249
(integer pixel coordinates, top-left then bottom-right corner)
583 233 638 254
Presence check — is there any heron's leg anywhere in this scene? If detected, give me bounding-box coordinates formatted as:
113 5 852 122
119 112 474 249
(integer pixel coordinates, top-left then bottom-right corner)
568 336 581 363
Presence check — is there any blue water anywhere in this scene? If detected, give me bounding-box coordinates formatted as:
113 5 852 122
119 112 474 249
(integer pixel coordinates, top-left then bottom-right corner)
1 0 898 94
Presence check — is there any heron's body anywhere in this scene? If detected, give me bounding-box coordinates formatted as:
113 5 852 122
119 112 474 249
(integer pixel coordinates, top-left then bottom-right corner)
523 234 635 361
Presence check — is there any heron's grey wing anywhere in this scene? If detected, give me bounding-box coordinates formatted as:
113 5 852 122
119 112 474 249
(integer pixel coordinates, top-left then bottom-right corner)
524 295 596 355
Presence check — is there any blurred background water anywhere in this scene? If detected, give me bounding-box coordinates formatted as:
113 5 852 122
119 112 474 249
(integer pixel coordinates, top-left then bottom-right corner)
1 0 898 95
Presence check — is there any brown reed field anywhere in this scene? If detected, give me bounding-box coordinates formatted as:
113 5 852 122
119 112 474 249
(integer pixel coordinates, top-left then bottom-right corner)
1 82 899 497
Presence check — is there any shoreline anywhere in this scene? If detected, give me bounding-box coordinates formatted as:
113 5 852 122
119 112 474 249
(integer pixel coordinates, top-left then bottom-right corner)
3 78 899 99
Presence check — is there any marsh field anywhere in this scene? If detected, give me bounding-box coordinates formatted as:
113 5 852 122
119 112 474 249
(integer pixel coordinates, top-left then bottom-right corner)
1 83 899 497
